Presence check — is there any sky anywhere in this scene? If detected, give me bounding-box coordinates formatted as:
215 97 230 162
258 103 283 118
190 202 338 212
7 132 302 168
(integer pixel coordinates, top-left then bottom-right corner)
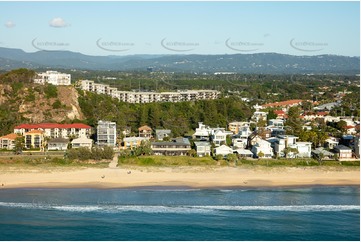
0 1 359 56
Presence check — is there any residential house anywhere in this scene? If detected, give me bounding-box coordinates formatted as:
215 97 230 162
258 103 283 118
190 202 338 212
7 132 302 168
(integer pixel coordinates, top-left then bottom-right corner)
268 119 284 128
274 110 287 119
325 137 339 150
295 142 312 158
233 148 253 158
194 141 211 157
232 137 247 149
24 130 45 150
0 133 18 150
252 111 268 122
333 145 353 160
47 138 69 151
251 139 274 158
214 145 233 157
212 129 227 147
193 122 212 140
274 135 298 157
71 137 93 149
138 125 153 138
155 129 172 141
97 120 117 146
312 148 335 160
121 137 149 150
151 138 191 156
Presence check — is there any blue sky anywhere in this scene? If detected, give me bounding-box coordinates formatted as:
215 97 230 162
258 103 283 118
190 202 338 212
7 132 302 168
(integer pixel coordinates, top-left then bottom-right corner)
0 1 359 56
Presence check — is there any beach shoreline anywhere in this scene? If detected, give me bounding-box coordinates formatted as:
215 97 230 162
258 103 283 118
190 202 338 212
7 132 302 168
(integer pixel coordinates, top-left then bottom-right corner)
0 165 359 189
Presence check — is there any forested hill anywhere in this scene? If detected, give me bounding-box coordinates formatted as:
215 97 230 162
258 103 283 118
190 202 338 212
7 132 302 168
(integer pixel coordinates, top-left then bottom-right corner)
0 69 252 137
0 47 359 74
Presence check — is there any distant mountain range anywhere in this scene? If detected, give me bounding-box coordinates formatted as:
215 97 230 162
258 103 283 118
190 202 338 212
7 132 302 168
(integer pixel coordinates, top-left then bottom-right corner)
0 47 359 74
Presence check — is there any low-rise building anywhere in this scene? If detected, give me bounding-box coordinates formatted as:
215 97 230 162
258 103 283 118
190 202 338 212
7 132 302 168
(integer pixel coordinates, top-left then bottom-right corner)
333 145 353 160
121 137 149 150
151 138 191 156
0 133 18 150
155 129 172 141
139 125 153 138
71 137 93 149
34 71 71 86
251 139 274 158
47 138 69 151
214 145 233 157
194 141 211 157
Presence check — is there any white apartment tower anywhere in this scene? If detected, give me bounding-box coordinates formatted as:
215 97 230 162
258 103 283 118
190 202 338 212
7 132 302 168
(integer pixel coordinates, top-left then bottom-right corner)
97 120 117 146
34 71 71 86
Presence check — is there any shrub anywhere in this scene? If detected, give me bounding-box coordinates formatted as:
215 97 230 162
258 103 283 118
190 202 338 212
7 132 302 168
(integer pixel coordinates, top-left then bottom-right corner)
44 84 58 99
52 99 62 109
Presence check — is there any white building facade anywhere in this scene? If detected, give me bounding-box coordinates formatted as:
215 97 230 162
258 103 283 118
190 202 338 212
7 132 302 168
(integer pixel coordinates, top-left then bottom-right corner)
34 71 71 86
97 120 117 146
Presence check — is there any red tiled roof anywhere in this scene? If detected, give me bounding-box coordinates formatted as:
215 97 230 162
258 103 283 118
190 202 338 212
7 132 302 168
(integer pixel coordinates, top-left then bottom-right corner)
274 110 285 115
316 111 329 116
0 133 18 140
138 125 152 131
262 99 303 108
346 126 355 129
14 123 91 129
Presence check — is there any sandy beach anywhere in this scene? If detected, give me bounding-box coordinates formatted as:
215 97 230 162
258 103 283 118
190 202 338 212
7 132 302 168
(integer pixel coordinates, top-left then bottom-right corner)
0 165 359 189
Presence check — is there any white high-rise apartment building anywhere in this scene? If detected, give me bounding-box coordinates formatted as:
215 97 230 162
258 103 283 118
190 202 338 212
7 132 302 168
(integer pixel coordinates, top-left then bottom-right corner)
34 71 71 86
97 120 117 146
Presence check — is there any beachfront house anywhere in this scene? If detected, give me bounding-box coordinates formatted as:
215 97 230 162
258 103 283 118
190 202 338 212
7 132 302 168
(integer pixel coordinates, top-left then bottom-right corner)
0 133 18 150
151 138 191 156
121 137 150 150
47 138 69 151
212 130 227 147
333 145 353 160
96 120 117 146
251 139 274 159
71 137 93 149
193 122 212 140
194 141 211 157
233 148 254 158
214 145 233 157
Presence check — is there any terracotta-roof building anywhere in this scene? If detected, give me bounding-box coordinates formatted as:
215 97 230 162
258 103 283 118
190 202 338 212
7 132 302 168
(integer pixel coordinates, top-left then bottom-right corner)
138 125 153 138
262 99 303 111
14 123 91 139
0 133 18 150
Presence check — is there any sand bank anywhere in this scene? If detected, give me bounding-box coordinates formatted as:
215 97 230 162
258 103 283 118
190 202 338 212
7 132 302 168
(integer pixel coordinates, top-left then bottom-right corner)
0 165 359 189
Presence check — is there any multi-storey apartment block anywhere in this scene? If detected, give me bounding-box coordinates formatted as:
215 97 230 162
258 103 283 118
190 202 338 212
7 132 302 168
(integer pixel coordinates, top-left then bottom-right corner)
14 123 91 139
34 71 71 86
96 120 117 146
79 80 220 103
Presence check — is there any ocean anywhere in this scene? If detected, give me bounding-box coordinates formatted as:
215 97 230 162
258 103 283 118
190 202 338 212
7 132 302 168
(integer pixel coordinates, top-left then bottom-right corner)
0 186 359 241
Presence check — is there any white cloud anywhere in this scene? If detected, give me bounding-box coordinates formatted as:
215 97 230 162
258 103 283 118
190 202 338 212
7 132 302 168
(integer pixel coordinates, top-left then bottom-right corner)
49 17 69 28
5 21 16 28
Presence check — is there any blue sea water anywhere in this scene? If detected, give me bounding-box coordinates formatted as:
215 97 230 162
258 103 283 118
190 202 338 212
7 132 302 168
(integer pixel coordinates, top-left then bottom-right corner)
0 186 359 241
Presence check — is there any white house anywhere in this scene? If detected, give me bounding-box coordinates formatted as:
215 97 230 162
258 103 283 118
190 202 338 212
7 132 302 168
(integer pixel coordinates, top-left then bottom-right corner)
214 145 233 157
232 137 247 149
212 130 227 147
71 137 93 149
295 142 312 158
274 135 298 157
252 111 268 122
193 122 212 140
47 138 69 151
194 141 211 157
34 71 71 86
268 119 284 128
233 148 253 158
251 139 274 158
325 137 339 150
334 145 353 160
